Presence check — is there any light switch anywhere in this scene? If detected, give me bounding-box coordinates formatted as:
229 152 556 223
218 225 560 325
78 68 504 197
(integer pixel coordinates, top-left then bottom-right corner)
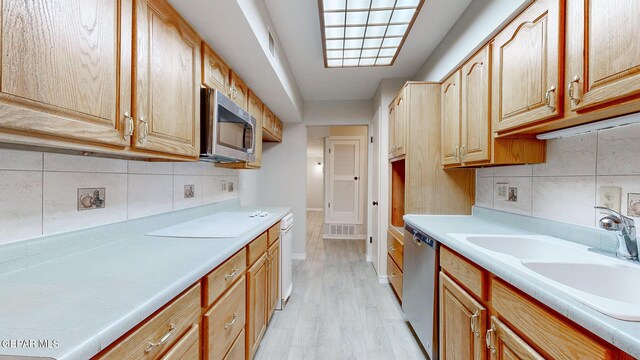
598 186 621 213
496 182 509 201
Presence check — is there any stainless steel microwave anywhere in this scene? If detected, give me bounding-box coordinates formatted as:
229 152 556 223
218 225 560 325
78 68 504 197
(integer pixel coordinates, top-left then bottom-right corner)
200 88 256 163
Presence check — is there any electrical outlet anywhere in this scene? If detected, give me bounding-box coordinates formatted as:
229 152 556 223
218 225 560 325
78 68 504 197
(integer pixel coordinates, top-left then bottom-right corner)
228 181 234 192
220 180 227 192
598 186 621 213
496 182 509 201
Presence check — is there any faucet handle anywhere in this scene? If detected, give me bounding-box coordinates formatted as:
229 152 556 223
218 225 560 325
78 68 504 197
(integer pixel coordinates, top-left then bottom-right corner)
595 206 635 228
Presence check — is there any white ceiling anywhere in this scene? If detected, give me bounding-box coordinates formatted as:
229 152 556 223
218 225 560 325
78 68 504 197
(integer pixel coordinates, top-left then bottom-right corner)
264 0 472 101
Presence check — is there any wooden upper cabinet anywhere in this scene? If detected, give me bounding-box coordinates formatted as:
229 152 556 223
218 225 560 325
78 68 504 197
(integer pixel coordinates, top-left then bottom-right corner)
202 44 230 96
394 88 407 157
439 272 486 360
0 0 132 147
492 0 563 133
134 0 200 158
441 71 461 166
461 46 491 163
230 71 248 110
488 317 544 360
569 0 640 112
388 102 396 159
262 107 283 142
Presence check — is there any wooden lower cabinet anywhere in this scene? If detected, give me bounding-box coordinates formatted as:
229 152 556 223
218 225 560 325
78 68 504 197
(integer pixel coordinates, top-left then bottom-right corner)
159 324 200 360
247 254 268 359
224 329 246 360
439 272 486 360
203 277 246 360
439 246 630 360
387 254 403 301
487 317 543 360
267 239 280 322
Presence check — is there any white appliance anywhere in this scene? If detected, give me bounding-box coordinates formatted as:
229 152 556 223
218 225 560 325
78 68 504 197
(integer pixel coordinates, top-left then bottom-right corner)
278 213 293 309
403 223 439 359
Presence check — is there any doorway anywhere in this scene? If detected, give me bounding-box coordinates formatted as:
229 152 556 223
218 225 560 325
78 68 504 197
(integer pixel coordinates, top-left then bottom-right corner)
306 125 368 243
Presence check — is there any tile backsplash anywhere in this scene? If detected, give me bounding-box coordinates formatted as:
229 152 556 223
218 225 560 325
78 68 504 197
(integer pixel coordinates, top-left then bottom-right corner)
0 149 238 245
476 120 640 228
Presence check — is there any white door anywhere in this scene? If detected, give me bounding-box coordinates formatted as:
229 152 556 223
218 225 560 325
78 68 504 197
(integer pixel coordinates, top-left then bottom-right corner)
370 110 381 271
326 137 362 224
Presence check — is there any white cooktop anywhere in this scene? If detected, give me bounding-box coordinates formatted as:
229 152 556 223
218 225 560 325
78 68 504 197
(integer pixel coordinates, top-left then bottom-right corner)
146 211 270 238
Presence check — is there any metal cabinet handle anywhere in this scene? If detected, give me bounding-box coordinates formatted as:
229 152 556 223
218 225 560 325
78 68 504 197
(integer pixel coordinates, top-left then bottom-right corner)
485 325 496 353
145 323 176 353
224 314 238 330
123 111 134 140
545 85 557 111
138 116 148 143
390 245 396 251
470 310 480 337
461 145 467 160
390 272 396 278
455 146 460 161
568 75 581 105
224 267 238 280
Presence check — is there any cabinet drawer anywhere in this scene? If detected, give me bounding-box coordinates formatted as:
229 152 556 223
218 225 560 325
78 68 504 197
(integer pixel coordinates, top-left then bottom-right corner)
387 254 403 301
440 246 485 299
268 222 281 246
223 329 245 360
248 232 268 266
491 278 616 360
98 284 201 360
387 230 404 270
204 248 246 307
203 276 246 360
159 324 199 360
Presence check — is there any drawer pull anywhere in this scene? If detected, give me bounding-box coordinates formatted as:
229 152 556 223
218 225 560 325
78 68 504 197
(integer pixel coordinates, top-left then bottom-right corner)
390 272 396 278
224 267 238 281
485 325 496 353
390 245 396 251
224 314 238 330
470 310 480 337
145 323 176 353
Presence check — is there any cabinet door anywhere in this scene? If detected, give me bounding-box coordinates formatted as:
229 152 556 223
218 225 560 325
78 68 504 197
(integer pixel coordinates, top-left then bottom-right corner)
267 239 280 323
247 92 263 168
461 47 491 163
394 88 407 157
0 0 131 147
202 44 230 96
388 102 396 159
492 0 562 132
488 316 544 360
247 254 268 359
230 72 249 111
570 0 640 111
439 272 486 360
134 0 200 158
441 71 461 166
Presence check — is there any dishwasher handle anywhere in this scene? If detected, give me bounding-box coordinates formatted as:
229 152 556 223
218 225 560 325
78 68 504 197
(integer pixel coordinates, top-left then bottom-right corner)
406 225 436 249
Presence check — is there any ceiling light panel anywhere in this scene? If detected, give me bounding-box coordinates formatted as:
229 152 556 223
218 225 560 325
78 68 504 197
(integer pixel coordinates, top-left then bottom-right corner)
320 0 424 67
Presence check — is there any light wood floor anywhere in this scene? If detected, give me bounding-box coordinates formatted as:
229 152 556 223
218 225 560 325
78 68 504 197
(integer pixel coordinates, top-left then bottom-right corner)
254 211 427 360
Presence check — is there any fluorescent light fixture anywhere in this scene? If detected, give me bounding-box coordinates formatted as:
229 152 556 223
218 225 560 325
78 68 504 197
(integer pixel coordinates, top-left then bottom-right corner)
536 112 640 140
319 0 425 68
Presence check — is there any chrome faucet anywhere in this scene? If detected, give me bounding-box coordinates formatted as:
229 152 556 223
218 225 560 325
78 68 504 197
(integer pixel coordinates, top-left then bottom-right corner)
595 206 638 261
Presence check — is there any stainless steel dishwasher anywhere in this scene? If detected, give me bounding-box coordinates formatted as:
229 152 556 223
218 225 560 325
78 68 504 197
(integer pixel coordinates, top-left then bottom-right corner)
402 223 439 360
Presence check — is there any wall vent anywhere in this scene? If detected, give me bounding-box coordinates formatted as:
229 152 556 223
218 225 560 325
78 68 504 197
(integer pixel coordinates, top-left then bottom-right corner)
268 30 275 57
329 224 356 237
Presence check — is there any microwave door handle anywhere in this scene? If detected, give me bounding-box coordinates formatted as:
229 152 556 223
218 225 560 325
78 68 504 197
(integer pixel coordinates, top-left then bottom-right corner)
249 119 256 154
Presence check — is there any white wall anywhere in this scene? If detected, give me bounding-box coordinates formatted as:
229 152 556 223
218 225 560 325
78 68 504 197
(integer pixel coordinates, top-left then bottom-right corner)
476 120 640 228
304 100 373 126
241 123 308 257
414 0 530 82
307 155 324 210
0 150 239 246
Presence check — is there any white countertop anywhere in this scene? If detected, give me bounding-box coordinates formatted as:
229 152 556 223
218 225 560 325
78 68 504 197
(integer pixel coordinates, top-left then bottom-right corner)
404 210 640 358
0 204 290 360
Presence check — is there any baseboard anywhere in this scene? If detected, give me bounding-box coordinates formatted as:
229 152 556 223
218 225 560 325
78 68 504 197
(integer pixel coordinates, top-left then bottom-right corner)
306 208 323 211
322 234 367 240
291 252 307 260
378 275 389 284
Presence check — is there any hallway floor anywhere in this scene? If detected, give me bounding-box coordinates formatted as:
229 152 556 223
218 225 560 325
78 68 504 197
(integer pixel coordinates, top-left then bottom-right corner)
254 211 426 360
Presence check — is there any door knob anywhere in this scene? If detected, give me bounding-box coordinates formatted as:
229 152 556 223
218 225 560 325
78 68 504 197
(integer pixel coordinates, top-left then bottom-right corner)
373 201 378 206
354 176 359 180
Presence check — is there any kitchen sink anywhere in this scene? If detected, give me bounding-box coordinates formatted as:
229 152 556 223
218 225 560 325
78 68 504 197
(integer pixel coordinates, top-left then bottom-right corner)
448 232 640 320
523 261 640 320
